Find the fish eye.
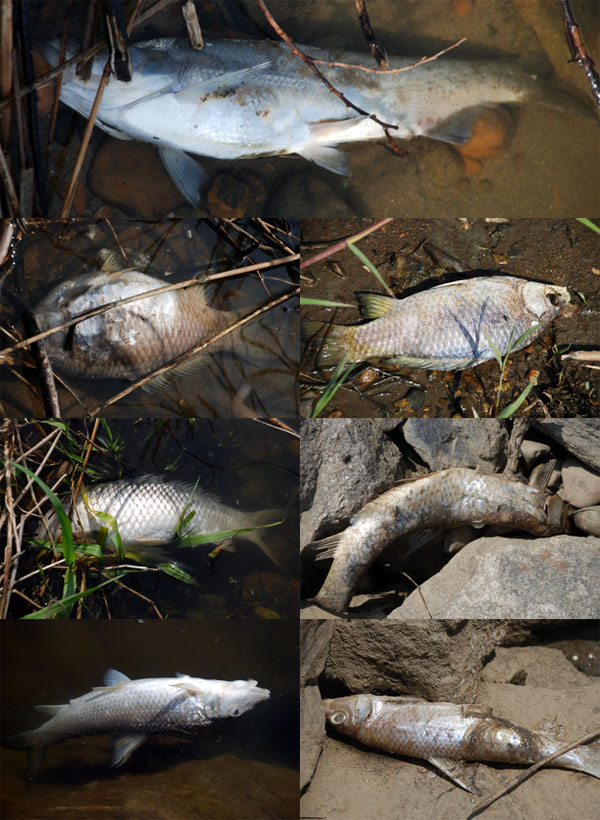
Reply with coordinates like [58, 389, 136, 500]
[547, 291, 561, 306]
[229, 706, 242, 717]
[329, 711, 346, 725]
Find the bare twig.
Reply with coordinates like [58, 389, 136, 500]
[310, 39, 467, 75]
[253, 418, 299, 437]
[503, 419, 530, 477]
[182, 0, 203, 50]
[355, 0, 388, 69]
[560, 0, 600, 108]
[561, 349, 600, 361]
[301, 218, 393, 269]
[0, 142, 20, 214]
[467, 728, 600, 817]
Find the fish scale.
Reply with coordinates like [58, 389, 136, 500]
[324, 695, 600, 793]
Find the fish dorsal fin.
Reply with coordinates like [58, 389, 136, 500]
[427, 756, 482, 795]
[35, 704, 66, 715]
[104, 669, 131, 687]
[356, 293, 397, 319]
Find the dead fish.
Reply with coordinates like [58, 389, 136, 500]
[310, 467, 568, 612]
[302, 276, 570, 370]
[40, 475, 285, 567]
[4, 668, 270, 779]
[323, 695, 600, 793]
[40, 39, 590, 206]
[33, 270, 237, 383]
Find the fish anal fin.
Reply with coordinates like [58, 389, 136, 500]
[104, 669, 132, 687]
[111, 734, 149, 768]
[356, 293, 397, 319]
[157, 146, 210, 208]
[427, 756, 482, 795]
[296, 144, 350, 175]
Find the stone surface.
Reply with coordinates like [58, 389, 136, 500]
[266, 173, 352, 218]
[300, 685, 326, 793]
[573, 507, 600, 537]
[390, 535, 600, 618]
[479, 645, 588, 689]
[325, 620, 515, 702]
[535, 420, 600, 473]
[301, 621, 335, 685]
[300, 419, 401, 546]
[402, 419, 509, 472]
[559, 457, 600, 508]
[520, 439, 552, 469]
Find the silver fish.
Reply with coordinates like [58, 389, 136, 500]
[41, 39, 585, 205]
[34, 270, 235, 381]
[42, 475, 285, 566]
[5, 668, 270, 779]
[302, 276, 571, 370]
[311, 468, 567, 612]
[324, 695, 600, 793]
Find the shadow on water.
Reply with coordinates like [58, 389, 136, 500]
[16, 0, 599, 217]
[0, 620, 300, 820]
[2, 418, 299, 619]
[0, 219, 299, 417]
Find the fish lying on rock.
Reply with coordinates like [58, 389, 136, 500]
[323, 694, 600, 793]
[40, 475, 286, 567]
[302, 276, 571, 370]
[33, 270, 241, 384]
[310, 467, 568, 612]
[4, 669, 270, 779]
[40, 39, 591, 205]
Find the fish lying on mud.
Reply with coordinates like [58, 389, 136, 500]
[40, 475, 285, 566]
[4, 668, 270, 779]
[40, 39, 591, 205]
[323, 695, 600, 793]
[302, 276, 571, 371]
[33, 270, 240, 383]
[310, 467, 568, 612]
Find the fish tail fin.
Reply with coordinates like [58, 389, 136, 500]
[535, 79, 597, 119]
[241, 508, 289, 568]
[555, 744, 600, 779]
[3, 731, 46, 780]
[302, 320, 351, 367]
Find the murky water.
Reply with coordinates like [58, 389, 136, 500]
[0, 219, 299, 417]
[0, 619, 299, 819]
[300, 217, 600, 418]
[22, 0, 599, 217]
[4, 418, 299, 619]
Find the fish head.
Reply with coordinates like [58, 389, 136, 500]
[520, 281, 570, 321]
[177, 676, 270, 718]
[323, 694, 374, 736]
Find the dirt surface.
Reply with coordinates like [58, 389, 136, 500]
[301, 620, 600, 820]
[300, 218, 600, 418]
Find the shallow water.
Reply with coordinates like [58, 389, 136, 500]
[300, 217, 600, 418]
[5, 418, 299, 619]
[24, 0, 599, 218]
[0, 219, 299, 417]
[0, 619, 299, 819]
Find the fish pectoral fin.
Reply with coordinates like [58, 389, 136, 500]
[174, 60, 272, 100]
[104, 669, 132, 687]
[157, 146, 210, 208]
[35, 704, 67, 715]
[425, 104, 496, 145]
[384, 354, 478, 371]
[356, 293, 397, 319]
[295, 144, 350, 175]
[111, 734, 149, 768]
[427, 756, 482, 795]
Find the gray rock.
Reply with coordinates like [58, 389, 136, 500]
[300, 419, 401, 546]
[535, 420, 600, 472]
[520, 439, 552, 469]
[325, 620, 519, 702]
[479, 646, 588, 689]
[300, 685, 326, 792]
[402, 419, 508, 472]
[301, 620, 335, 685]
[573, 507, 600, 537]
[559, 457, 600, 507]
[389, 535, 600, 618]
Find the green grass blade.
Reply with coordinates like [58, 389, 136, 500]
[310, 354, 352, 418]
[508, 322, 542, 352]
[300, 297, 354, 308]
[498, 373, 539, 418]
[481, 332, 504, 368]
[21, 573, 128, 619]
[346, 242, 394, 295]
[157, 562, 199, 585]
[89, 510, 124, 558]
[576, 218, 600, 234]
[176, 518, 284, 548]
